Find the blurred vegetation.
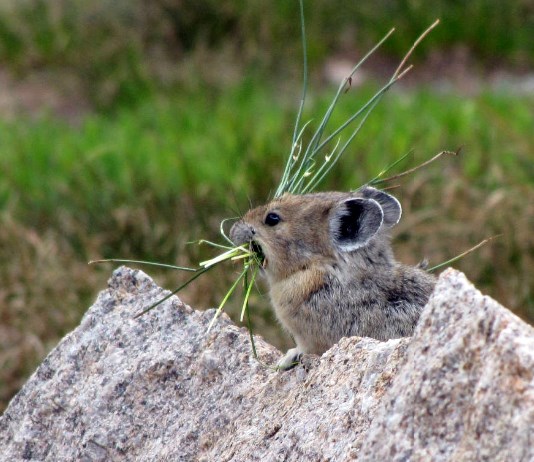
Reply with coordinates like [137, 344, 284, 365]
[0, 0, 533, 412]
[0, 0, 531, 109]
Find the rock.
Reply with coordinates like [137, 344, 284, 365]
[359, 268, 534, 462]
[0, 267, 533, 461]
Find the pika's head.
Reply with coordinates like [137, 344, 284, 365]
[229, 186, 401, 281]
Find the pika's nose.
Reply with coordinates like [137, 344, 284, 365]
[229, 221, 255, 246]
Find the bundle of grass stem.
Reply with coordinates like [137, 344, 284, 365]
[92, 3, 445, 351]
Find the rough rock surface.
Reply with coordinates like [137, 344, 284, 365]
[1, 266, 533, 461]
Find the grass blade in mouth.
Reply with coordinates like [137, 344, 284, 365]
[250, 242, 265, 267]
[199, 245, 251, 268]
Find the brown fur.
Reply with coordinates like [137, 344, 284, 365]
[230, 187, 436, 369]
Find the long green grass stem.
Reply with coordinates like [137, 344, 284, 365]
[370, 148, 460, 186]
[207, 265, 249, 332]
[245, 295, 258, 360]
[275, 27, 397, 198]
[134, 266, 212, 318]
[299, 81, 400, 194]
[299, 29, 396, 160]
[276, 18, 441, 200]
[219, 217, 239, 246]
[428, 236, 500, 273]
[291, 0, 308, 153]
[278, 0, 308, 198]
[368, 151, 413, 186]
[240, 265, 258, 322]
[196, 239, 233, 251]
[391, 19, 440, 80]
[89, 258, 196, 272]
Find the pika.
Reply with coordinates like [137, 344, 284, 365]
[230, 186, 436, 369]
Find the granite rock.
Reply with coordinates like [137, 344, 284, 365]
[1, 267, 533, 461]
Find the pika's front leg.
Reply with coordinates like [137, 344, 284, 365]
[277, 347, 303, 370]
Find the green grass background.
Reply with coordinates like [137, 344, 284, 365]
[0, 0, 532, 411]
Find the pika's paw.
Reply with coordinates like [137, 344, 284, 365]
[277, 348, 302, 371]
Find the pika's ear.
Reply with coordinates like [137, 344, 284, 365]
[359, 186, 402, 227]
[330, 198, 383, 252]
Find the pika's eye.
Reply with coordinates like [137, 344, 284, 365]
[264, 212, 281, 226]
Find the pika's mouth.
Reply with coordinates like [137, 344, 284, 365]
[250, 241, 267, 269]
